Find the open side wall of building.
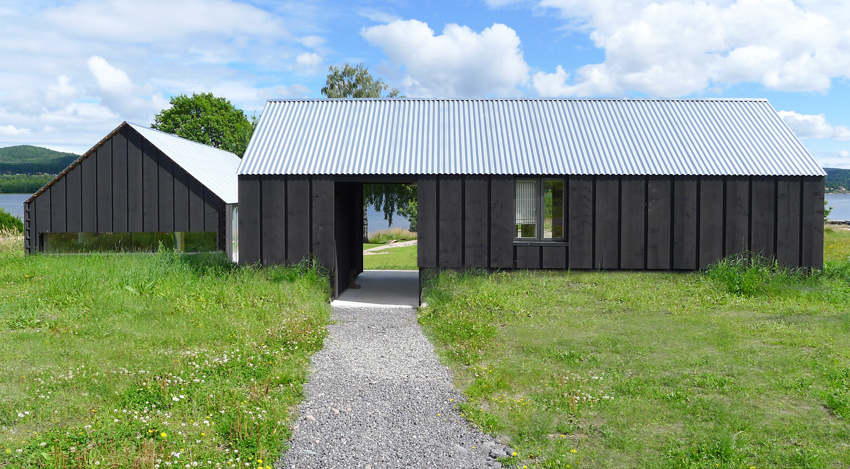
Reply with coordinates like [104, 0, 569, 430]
[24, 125, 228, 253]
[238, 174, 824, 297]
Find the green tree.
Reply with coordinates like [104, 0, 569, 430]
[321, 63, 401, 99]
[321, 64, 416, 239]
[152, 92, 254, 157]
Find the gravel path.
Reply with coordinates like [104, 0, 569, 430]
[278, 306, 511, 468]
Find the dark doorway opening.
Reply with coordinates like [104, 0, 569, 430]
[332, 180, 417, 298]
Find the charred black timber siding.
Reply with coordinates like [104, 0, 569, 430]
[240, 174, 823, 297]
[24, 125, 228, 253]
[416, 175, 823, 271]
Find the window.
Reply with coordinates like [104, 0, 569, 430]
[515, 179, 565, 240]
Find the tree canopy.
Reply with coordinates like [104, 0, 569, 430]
[152, 93, 255, 157]
[321, 63, 400, 99]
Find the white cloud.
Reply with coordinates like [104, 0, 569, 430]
[295, 52, 323, 73]
[0, 125, 30, 137]
[532, 64, 621, 97]
[779, 111, 850, 141]
[43, 0, 288, 44]
[362, 20, 530, 97]
[45, 75, 78, 109]
[358, 8, 401, 23]
[298, 35, 326, 49]
[0, 1, 321, 152]
[527, 0, 850, 97]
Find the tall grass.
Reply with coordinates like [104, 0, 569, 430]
[367, 228, 417, 244]
[421, 244, 850, 468]
[0, 243, 330, 468]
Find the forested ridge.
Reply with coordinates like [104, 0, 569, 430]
[826, 167, 850, 193]
[0, 145, 79, 193]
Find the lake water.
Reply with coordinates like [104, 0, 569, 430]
[826, 193, 850, 221]
[0, 194, 28, 220]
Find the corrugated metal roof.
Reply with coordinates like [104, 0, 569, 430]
[129, 124, 240, 203]
[238, 98, 825, 177]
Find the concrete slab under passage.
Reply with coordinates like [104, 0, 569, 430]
[331, 270, 419, 308]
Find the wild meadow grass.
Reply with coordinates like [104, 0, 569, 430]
[363, 245, 418, 271]
[366, 228, 417, 244]
[420, 231, 850, 468]
[0, 238, 330, 468]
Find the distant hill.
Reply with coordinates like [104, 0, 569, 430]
[0, 145, 79, 174]
[826, 167, 850, 193]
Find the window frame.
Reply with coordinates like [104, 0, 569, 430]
[514, 177, 567, 243]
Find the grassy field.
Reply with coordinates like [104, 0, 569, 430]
[420, 228, 850, 469]
[0, 231, 331, 468]
[363, 244, 418, 270]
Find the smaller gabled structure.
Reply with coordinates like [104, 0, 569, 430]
[24, 122, 241, 259]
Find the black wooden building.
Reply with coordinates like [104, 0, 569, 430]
[24, 122, 241, 257]
[236, 99, 825, 296]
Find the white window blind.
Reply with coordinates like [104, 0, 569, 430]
[515, 180, 537, 224]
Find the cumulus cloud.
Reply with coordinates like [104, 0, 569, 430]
[0, 1, 315, 152]
[86, 55, 166, 120]
[532, 64, 621, 97]
[362, 20, 530, 97]
[295, 52, 323, 73]
[0, 125, 30, 137]
[45, 75, 78, 109]
[779, 111, 850, 141]
[527, 0, 850, 97]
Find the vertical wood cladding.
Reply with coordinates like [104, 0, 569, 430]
[751, 178, 776, 259]
[672, 177, 698, 270]
[801, 177, 824, 268]
[725, 177, 749, 256]
[286, 176, 311, 264]
[417, 176, 438, 268]
[238, 175, 261, 264]
[438, 176, 463, 269]
[776, 177, 801, 267]
[311, 177, 335, 270]
[412, 174, 824, 271]
[173, 165, 190, 232]
[489, 176, 514, 269]
[81, 154, 97, 232]
[463, 176, 489, 268]
[112, 131, 128, 233]
[646, 177, 672, 269]
[158, 156, 174, 232]
[126, 128, 144, 232]
[66, 164, 82, 233]
[142, 139, 159, 232]
[261, 176, 286, 265]
[568, 176, 593, 269]
[26, 125, 228, 254]
[620, 176, 645, 269]
[698, 177, 724, 269]
[595, 176, 619, 269]
[96, 143, 113, 232]
[50, 178, 66, 233]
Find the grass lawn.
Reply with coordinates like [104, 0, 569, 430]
[0, 232, 331, 468]
[363, 244, 418, 270]
[420, 228, 850, 469]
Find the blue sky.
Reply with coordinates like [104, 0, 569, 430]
[1, 0, 849, 168]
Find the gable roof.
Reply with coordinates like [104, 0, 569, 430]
[27, 122, 240, 204]
[128, 124, 240, 203]
[238, 98, 825, 177]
